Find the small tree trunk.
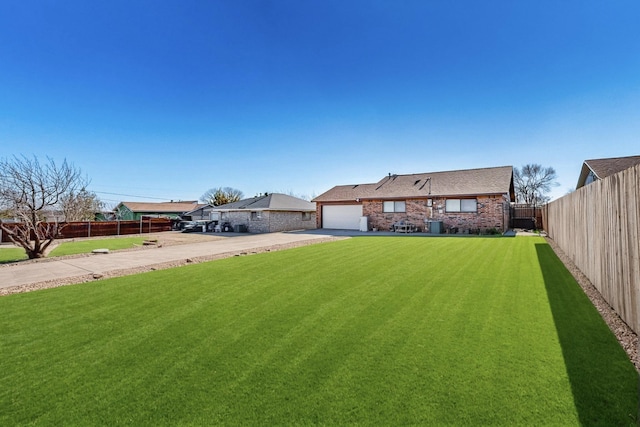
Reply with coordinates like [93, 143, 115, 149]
[26, 248, 46, 259]
[0, 222, 63, 259]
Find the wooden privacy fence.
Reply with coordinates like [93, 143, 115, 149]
[543, 163, 640, 335]
[1, 218, 172, 243]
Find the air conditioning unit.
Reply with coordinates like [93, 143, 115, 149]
[359, 216, 368, 232]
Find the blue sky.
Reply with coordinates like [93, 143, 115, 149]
[1, 1, 639, 207]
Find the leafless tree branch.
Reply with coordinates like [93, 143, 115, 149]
[0, 155, 90, 258]
[513, 164, 559, 206]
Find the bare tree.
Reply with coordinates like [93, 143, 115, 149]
[0, 156, 88, 258]
[513, 164, 559, 206]
[60, 189, 104, 221]
[200, 187, 244, 206]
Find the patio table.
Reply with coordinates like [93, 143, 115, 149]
[394, 222, 416, 233]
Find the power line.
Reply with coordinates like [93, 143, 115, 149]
[92, 191, 170, 201]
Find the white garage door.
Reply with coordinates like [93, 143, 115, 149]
[322, 205, 363, 230]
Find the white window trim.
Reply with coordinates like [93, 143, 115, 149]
[445, 199, 477, 213]
[383, 201, 406, 213]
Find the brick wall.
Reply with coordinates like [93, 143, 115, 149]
[316, 203, 321, 228]
[221, 211, 316, 233]
[362, 195, 509, 233]
[263, 211, 316, 232]
[220, 211, 251, 231]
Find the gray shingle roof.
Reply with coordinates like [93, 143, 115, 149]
[213, 193, 316, 211]
[577, 155, 640, 188]
[313, 166, 514, 202]
[119, 201, 203, 213]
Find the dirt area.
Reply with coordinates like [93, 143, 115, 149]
[8, 231, 228, 260]
[51, 231, 221, 250]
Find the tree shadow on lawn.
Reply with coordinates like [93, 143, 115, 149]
[536, 243, 639, 426]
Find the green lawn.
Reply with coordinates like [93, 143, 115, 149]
[0, 247, 27, 263]
[0, 237, 636, 425]
[0, 237, 147, 262]
[48, 236, 147, 257]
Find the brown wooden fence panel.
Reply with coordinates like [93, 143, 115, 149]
[545, 163, 640, 334]
[1, 219, 172, 242]
[510, 205, 543, 229]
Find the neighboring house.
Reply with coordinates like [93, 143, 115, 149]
[39, 209, 66, 223]
[576, 155, 640, 189]
[211, 193, 317, 233]
[313, 166, 515, 233]
[114, 201, 205, 220]
[95, 211, 117, 221]
[183, 204, 216, 221]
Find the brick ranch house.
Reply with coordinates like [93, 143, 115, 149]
[210, 193, 317, 233]
[313, 166, 515, 233]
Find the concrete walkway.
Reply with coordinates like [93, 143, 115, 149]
[0, 231, 338, 290]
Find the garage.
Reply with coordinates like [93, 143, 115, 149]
[322, 205, 363, 230]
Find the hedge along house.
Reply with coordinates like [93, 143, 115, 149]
[211, 193, 317, 233]
[313, 166, 515, 233]
[113, 201, 204, 221]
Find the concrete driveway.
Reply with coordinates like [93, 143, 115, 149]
[0, 231, 340, 292]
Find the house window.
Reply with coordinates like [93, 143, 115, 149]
[302, 212, 311, 221]
[383, 201, 406, 213]
[445, 199, 477, 212]
[251, 211, 262, 220]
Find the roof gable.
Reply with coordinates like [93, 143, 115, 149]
[577, 155, 640, 188]
[313, 166, 514, 202]
[213, 193, 315, 211]
[117, 201, 202, 213]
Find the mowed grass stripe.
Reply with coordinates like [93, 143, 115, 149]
[0, 247, 27, 263]
[48, 236, 147, 257]
[0, 237, 636, 425]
